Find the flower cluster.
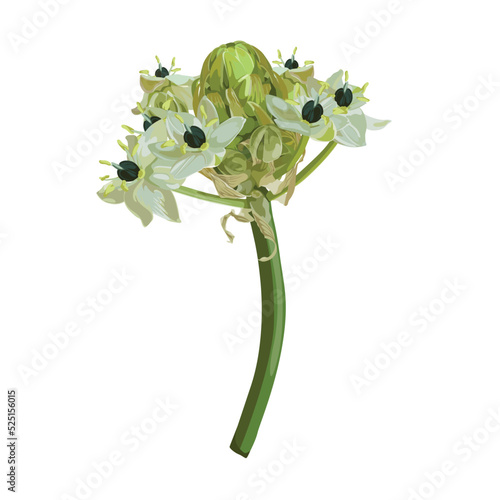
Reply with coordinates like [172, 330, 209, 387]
[98, 42, 389, 237]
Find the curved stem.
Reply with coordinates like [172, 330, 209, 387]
[268, 141, 337, 201]
[230, 200, 286, 458]
[175, 186, 247, 208]
[286, 135, 310, 174]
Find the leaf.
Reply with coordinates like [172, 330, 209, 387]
[221, 209, 254, 243]
[208, 171, 247, 199]
[226, 88, 246, 117]
[247, 102, 273, 125]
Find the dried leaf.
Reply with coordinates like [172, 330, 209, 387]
[221, 209, 254, 243]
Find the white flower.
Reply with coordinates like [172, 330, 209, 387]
[266, 86, 336, 142]
[272, 48, 314, 76]
[97, 121, 183, 227]
[321, 70, 391, 147]
[150, 96, 246, 179]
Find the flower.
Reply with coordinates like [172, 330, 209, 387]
[325, 69, 370, 111]
[266, 84, 336, 142]
[321, 70, 391, 147]
[272, 47, 314, 76]
[267, 72, 390, 147]
[150, 96, 246, 179]
[133, 56, 197, 120]
[97, 121, 184, 226]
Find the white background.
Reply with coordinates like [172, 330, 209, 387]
[2, 0, 500, 499]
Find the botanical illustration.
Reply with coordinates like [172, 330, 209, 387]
[97, 41, 389, 457]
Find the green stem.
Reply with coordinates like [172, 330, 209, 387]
[230, 200, 286, 458]
[287, 135, 310, 173]
[267, 141, 337, 201]
[175, 186, 247, 208]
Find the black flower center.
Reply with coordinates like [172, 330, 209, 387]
[285, 56, 299, 70]
[335, 87, 353, 107]
[184, 126, 206, 148]
[117, 161, 140, 182]
[302, 100, 324, 124]
[143, 116, 161, 131]
[155, 66, 169, 78]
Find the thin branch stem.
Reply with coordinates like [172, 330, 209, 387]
[267, 141, 337, 201]
[174, 186, 248, 208]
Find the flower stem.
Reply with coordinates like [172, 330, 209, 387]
[175, 186, 248, 208]
[287, 135, 310, 173]
[230, 200, 286, 458]
[267, 140, 337, 201]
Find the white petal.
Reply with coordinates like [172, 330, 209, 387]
[149, 145, 185, 166]
[312, 120, 335, 142]
[333, 110, 367, 147]
[274, 118, 312, 136]
[266, 95, 301, 122]
[326, 70, 344, 89]
[149, 187, 181, 223]
[365, 115, 391, 130]
[97, 178, 125, 204]
[165, 111, 193, 144]
[149, 165, 185, 190]
[170, 150, 214, 178]
[273, 66, 288, 76]
[166, 74, 196, 86]
[124, 182, 154, 227]
[208, 117, 245, 149]
[197, 96, 219, 126]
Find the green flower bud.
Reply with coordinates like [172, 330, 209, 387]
[217, 150, 250, 176]
[194, 41, 287, 136]
[248, 125, 283, 164]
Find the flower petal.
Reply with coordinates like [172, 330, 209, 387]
[266, 95, 301, 122]
[149, 187, 181, 223]
[326, 70, 344, 89]
[365, 115, 391, 130]
[170, 150, 215, 178]
[165, 111, 200, 144]
[124, 182, 154, 227]
[274, 118, 311, 136]
[197, 96, 219, 127]
[273, 66, 288, 76]
[97, 178, 125, 204]
[208, 117, 245, 150]
[332, 109, 367, 147]
[149, 164, 185, 190]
